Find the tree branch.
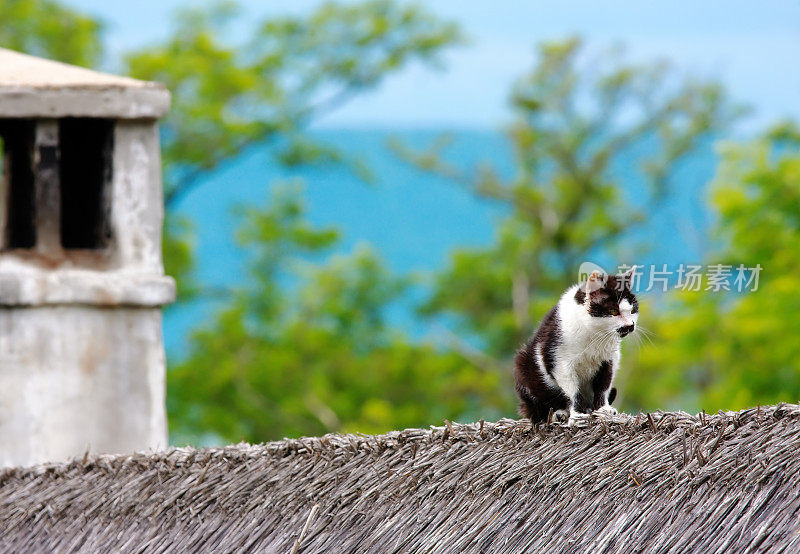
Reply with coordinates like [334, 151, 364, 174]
[164, 82, 363, 209]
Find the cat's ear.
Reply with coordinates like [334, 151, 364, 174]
[585, 270, 605, 293]
[619, 265, 638, 290]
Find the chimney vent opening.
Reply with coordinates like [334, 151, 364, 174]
[59, 118, 114, 250]
[0, 120, 37, 250]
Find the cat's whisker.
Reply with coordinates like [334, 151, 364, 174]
[633, 326, 655, 347]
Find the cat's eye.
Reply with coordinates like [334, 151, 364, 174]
[610, 308, 619, 315]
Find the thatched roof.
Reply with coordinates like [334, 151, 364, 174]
[2, 404, 800, 553]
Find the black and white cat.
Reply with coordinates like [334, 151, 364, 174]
[514, 267, 639, 423]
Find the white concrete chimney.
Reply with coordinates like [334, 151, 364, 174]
[0, 48, 174, 467]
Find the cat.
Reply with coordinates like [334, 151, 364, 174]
[514, 267, 638, 423]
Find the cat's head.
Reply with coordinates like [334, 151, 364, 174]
[574, 267, 639, 337]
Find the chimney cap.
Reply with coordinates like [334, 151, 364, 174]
[0, 48, 170, 119]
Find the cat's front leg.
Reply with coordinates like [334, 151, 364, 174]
[552, 362, 593, 424]
[591, 360, 617, 416]
[567, 392, 594, 425]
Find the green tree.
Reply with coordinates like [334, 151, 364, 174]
[125, 0, 460, 207]
[119, 1, 487, 442]
[397, 38, 741, 365]
[624, 124, 800, 412]
[123, 0, 462, 297]
[168, 184, 508, 444]
[0, 0, 103, 67]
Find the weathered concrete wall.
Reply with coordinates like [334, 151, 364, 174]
[0, 88, 170, 119]
[0, 265, 174, 306]
[110, 121, 166, 272]
[0, 306, 167, 467]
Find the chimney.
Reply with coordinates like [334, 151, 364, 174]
[0, 48, 173, 467]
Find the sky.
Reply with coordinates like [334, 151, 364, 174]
[63, 0, 800, 130]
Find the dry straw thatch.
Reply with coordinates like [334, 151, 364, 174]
[2, 404, 800, 553]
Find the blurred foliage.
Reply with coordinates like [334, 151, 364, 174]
[121, 1, 491, 443]
[123, 0, 462, 299]
[0, 0, 103, 67]
[625, 125, 800, 412]
[397, 38, 743, 359]
[125, 0, 461, 206]
[168, 185, 508, 443]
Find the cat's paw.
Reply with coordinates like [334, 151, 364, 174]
[568, 410, 590, 427]
[596, 404, 618, 416]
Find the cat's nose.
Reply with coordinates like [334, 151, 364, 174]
[617, 324, 634, 337]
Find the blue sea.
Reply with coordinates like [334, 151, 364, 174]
[165, 129, 717, 359]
